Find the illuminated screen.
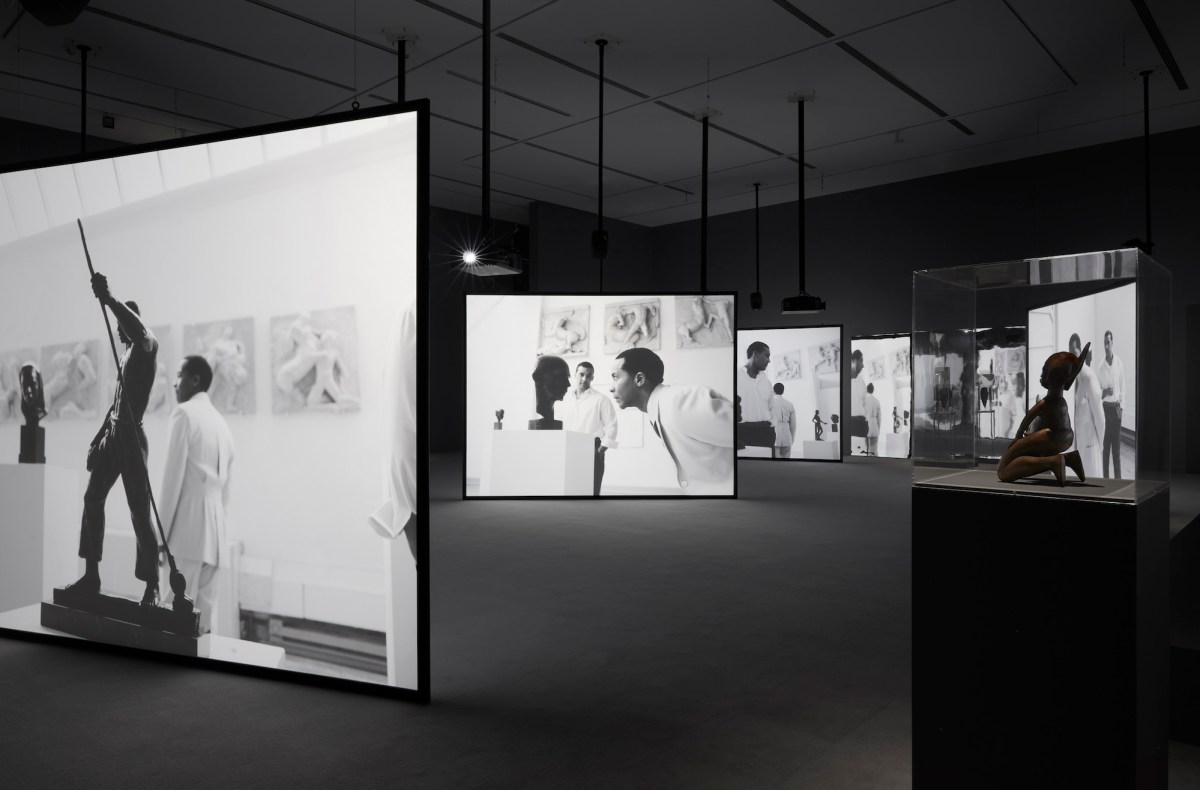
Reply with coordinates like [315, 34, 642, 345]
[0, 105, 427, 696]
[466, 293, 736, 497]
[736, 326, 843, 461]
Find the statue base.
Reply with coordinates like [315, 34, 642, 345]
[18, 425, 45, 464]
[40, 585, 201, 656]
[528, 418, 562, 430]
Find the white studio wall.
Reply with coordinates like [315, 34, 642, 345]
[849, 334, 912, 459]
[736, 326, 843, 462]
[466, 293, 736, 497]
[0, 107, 426, 695]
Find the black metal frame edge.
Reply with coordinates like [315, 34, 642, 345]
[0, 99, 433, 704]
[734, 323, 845, 463]
[461, 291, 739, 500]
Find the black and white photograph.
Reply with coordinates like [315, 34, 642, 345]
[675, 294, 735, 349]
[849, 334, 912, 459]
[0, 347, 37, 423]
[736, 326, 843, 462]
[41, 339, 101, 420]
[0, 106, 425, 694]
[538, 304, 590, 357]
[270, 306, 361, 415]
[604, 299, 661, 354]
[467, 293, 736, 497]
[975, 326, 1027, 459]
[1028, 282, 1136, 480]
[184, 318, 255, 416]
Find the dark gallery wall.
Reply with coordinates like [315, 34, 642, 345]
[512, 125, 1200, 470]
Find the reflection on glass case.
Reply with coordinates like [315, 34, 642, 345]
[912, 248, 1169, 502]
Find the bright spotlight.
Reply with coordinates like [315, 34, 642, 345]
[462, 250, 478, 265]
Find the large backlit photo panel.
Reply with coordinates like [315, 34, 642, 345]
[0, 106, 426, 696]
[1028, 282, 1136, 481]
[466, 293, 736, 497]
[849, 334, 911, 459]
[736, 326, 842, 461]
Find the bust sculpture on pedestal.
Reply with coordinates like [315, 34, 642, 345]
[997, 343, 1089, 486]
[528, 355, 569, 430]
[19, 363, 47, 463]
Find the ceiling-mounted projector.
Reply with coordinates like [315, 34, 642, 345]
[780, 290, 826, 314]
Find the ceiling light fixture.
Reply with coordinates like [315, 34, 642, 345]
[465, 1, 517, 278]
[781, 92, 825, 315]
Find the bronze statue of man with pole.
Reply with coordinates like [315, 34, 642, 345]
[66, 220, 191, 613]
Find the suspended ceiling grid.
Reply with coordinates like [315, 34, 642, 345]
[0, 0, 1195, 226]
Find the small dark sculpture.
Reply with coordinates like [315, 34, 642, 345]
[812, 410, 827, 441]
[528, 355, 569, 430]
[19, 363, 47, 463]
[893, 407, 900, 434]
[831, 414, 839, 433]
[494, 409, 505, 430]
[997, 343, 1089, 486]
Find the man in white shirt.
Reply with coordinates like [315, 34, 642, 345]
[1069, 333, 1105, 478]
[737, 340, 774, 449]
[770, 382, 796, 459]
[555, 361, 618, 495]
[159, 355, 235, 634]
[1097, 329, 1125, 478]
[611, 347, 734, 495]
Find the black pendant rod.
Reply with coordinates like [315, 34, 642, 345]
[754, 182, 761, 293]
[397, 38, 406, 104]
[78, 44, 90, 155]
[701, 114, 709, 293]
[796, 98, 806, 293]
[481, 0, 491, 235]
[1141, 69, 1153, 253]
[596, 38, 608, 291]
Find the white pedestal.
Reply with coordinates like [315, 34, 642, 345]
[884, 431, 910, 458]
[0, 463, 81, 612]
[801, 440, 840, 460]
[481, 430, 594, 496]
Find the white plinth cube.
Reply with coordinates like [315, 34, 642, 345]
[801, 440, 840, 460]
[481, 430, 595, 496]
[0, 463, 82, 612]
[884, 432, 910, 458]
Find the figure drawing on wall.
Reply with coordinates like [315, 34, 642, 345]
[539, 306, 589, 356]
[676, 295, 734, 348]
[184, 318, 256, 415]
[271, 306, 361, 414]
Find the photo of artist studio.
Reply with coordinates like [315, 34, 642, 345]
[466, 293, 737, 497]
[0, 111, 422, 691]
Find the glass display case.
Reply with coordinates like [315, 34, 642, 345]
[912, 248, 1170, 501]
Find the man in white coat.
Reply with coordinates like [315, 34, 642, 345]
[1069, 333, 1105, 478]
[159, 355, 235, 634]
[611, 347, 734, 495]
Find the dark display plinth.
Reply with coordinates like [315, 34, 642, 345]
[41, 585, 200, 656]
[914, 483, 1169, 789]
[19, 425, 45, 463]
[1169, 512, 1200, 745]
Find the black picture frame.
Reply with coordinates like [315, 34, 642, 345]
[0, 100, 432, 703]
[734, 324, 846, 464]
[463, 291, 739, 500]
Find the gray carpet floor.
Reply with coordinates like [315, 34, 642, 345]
[0, 455, 1196, 788]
